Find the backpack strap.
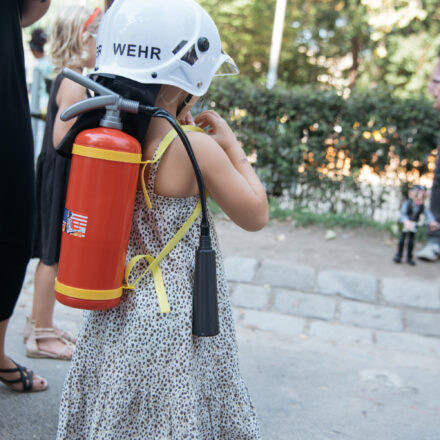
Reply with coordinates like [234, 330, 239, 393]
[125, 125, 205, 314]
[139, 125, 204, 208]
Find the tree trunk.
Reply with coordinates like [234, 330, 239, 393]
[348, 36, 360, 88]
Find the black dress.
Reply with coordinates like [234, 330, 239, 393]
[0, 0, 35, 321]
[32, 74, 71, 265]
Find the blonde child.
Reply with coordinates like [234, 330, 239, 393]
[25, 5, 101, 362]
[57, 1, 267, 438]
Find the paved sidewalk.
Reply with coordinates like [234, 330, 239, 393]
[1, 259, 440, 439]
[225, 256, 440, 357]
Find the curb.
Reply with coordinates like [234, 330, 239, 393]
[225, 256, 440, 345]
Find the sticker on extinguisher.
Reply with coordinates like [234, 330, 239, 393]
[62, 208, 88, 238]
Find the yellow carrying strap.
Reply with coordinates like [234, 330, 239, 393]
[125, 125, 205, 314]
[139, 125, 204, 208]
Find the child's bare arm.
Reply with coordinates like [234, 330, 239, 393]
[52, 79, 87, 148]
[193, 111, 268, 231]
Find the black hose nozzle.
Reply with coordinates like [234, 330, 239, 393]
[192, 234, 219, 337]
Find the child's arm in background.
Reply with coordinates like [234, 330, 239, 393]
[52, 79, 88, 147]
[193, 110, 268, 231]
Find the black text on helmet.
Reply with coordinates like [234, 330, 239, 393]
[112, 43, 161, 60]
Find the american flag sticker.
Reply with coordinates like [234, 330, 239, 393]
[62, 208, 88, 238]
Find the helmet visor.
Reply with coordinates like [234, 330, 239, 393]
[214, 53, 240, 77]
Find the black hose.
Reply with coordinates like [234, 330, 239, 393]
[138, 104, 209, 234]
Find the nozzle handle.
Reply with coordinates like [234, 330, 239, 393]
[61, 67, 119, 97]
[60, 95, 118, 121]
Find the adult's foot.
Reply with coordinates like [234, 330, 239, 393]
[0, 356, 47, 392]
[416, 242, 440, 261]
[26, 327, 73, 360]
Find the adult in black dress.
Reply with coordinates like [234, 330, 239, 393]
[0, 0, 50, 392]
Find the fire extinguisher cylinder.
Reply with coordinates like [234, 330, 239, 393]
[55, 127, 141, 310]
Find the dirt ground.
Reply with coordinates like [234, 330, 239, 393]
[214, 217, 440, 281]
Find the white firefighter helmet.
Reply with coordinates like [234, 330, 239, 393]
[94, 0, 239, 96]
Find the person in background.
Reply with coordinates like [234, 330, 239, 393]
[29, 27, 54, 160]
[0, 0, 50, 393]
[394, 185, 438, 266]
[417, 53, 440, 261]
[25, 5, 102, 361]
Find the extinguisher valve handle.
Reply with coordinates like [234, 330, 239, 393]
[60, 95, 118, 121]
[61, 67, 119, 98]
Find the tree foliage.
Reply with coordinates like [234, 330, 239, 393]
[199, 0, 440, 96]
[206, 77, 439, 217]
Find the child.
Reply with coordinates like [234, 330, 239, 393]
[394, 185, 439, 265]
[29, 28, 54, 160]
[56, 0, 267, 439]
[26, 5, 101, 362]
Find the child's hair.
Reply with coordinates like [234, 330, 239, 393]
[29, 28, 47, 53]
[50, 5, 101, 69]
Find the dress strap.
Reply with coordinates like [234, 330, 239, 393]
[140, 125, 204, 208]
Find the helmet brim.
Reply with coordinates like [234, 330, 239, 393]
[214, 53, 240, 77]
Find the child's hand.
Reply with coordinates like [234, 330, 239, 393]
[429, 221, 440, 231]
[195, 110, 239, 152]
[178, 111, 195, 126]
[404, 220, 415, 231]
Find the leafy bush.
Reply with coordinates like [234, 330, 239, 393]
[205, 78, 439, 219]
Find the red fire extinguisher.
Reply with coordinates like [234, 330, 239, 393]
[54, 69, 146, 310]
[55, 126, 141, 310]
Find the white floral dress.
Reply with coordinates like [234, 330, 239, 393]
[56, 133, 261, 440]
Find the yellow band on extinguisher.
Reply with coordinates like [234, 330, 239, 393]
[55, 279, 123, 300]
[72, 143, 142, 164]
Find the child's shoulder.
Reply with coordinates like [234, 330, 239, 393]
[185, 129, 222, 154]
[182, 130, 227, 170]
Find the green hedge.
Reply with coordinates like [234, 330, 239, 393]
[205, 78, 439, 218]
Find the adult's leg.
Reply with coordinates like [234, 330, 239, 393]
[417, 146, 440, 260]
[428, 145, 440, 246]
[0, 246, 47, 391]
[28, 261, 72, 358]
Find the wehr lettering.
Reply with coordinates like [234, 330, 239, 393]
[127, 44, 136, 57]
[96, 45, 102, 57]
[113, 43, 161, 60]
[113, 43, 126, 55]
[150, 47, 161, 60]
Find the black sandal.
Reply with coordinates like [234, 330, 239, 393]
[0, 359, 46, 392]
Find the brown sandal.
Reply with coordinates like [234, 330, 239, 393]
[23, 317, 77, 344]
[26, 327, 73, 360]
[0, 359, 48, 392]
